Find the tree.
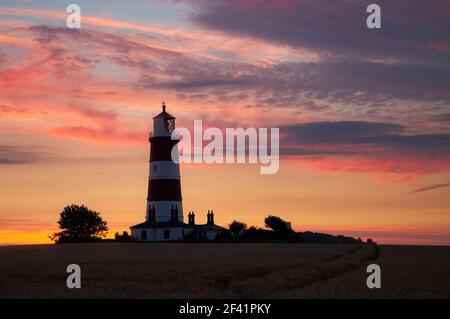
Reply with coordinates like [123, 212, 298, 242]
[49, 204, 108, 243]
[264, 215, 288, 233]
[228, 220, 247, 235]
[115, 231, 131, 242]
[243, 226, 275, 241]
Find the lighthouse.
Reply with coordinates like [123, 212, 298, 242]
[146, 102, 183, 223]
[130, 103, 226, 241]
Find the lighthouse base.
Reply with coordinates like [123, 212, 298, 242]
[130, 219, 226, 241]
[131, 225, 187, 241]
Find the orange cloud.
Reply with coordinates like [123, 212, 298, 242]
[50, 126, 145, 145]
[0, 104, 47, 120]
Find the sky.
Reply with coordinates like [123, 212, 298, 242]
[0, 0, 449, 245]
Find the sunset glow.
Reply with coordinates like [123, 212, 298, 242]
[0, 0, 449, 245]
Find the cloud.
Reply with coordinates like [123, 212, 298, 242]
[281, 121, 450, 150]
[0, 13, 448, 181]
[166, 1, 450, 118]
[0, 104, 47, 119]
[432, 113, 450, 123]
[185, 0, 450, 64]
[1, 23, 448, 137]
[280, 121, 450, 178]
[411, 183, 450, 194]
[0, 145, 46, 164]
[294, 154, 450, 181]
[50, 126, 145, 144]
[22, 25, 450, 111]
[0, 7, 305, 63]
[282, 121, 404, 144]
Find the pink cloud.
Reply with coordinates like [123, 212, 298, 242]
[283, 147, 450, 182]
[50, 126, 145, 145]
[0, 104, 47, 119]
[0, 9, 448, 183]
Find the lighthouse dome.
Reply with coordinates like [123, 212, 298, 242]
[152, 102, 176, 137]
[153, 102, 175, 119]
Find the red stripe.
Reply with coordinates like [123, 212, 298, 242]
[150, 136, 179, 161]
[147, 179, 182, 201]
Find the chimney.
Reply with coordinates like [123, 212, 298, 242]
[210, 210, 214, 225]
[188, 211, 195, 225]
[207, 210, 214, 225]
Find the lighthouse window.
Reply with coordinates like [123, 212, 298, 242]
[164, 229, 170, 239]
[164, 118, 175, 132]
[141, 230, 147, 240]
[153, 165, 157, 172]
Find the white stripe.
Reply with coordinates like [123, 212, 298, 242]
[147, 201, 183, 222]
[148, 161, 180, 180]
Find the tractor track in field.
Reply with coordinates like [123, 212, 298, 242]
[210, 244, 379, 298]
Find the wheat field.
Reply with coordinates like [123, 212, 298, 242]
[0, 243, 448, 298]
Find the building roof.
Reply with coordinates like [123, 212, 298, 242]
[130, 220, 189, 229]
[153, 102, 175, 119]
[194, 224, 228, 231]
[130, 220, 227, 231]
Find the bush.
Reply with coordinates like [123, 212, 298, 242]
[115, 231, 131, 242]
[49, 204, 108, 243]
[228, 220, 247, 235]
[264, 215, 289, 233]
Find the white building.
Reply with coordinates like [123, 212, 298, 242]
[130, 103, 226, 241]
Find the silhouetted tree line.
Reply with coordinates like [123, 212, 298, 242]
[222, 215, 299, 242]
[299, 231, 364, 244]
[49, 204, 373, 244]
[223, 215, 372, 244]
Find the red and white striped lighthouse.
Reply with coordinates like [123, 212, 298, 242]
[130, 103, 226, 241]
[146, 102, 183, 223]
